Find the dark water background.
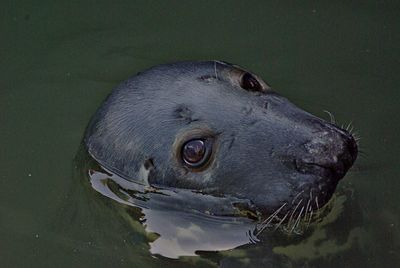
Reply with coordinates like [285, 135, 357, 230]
[1, 1, 399, 267]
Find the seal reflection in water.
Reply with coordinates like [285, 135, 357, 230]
[83, 61, 358, 258]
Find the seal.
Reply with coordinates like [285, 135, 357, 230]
[84, 61, 358, 221]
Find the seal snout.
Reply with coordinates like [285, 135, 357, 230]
[297, 126, 358, 181]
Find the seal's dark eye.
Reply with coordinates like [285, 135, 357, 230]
[182, 139, 212, 168]
[240, 72, 262, 91]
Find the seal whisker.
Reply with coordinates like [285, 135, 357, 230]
[303, 209, 308, 224]
[305, 191, 312, 213]
[315, 196, 320, 218]
[273, 211, 290, 231]
[304, 195, 311, 222]
[290, 205, 304, 233]
[286, 199, 303, 230]
[256, 203, 287, 235]
[305, 191, 314, 229]
[323, 110, 336, 124]
[353, 131, 362, 144]
[258, 202, 286, 226]
[344, 122, 361, 147]
[345, 121, 353, 131]
[291, 190, 304, 205]
[307, 207, 313, 229]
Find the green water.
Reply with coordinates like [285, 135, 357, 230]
[1, 1, 399, 267]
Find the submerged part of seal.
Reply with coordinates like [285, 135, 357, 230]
[84, 61, 357, 218]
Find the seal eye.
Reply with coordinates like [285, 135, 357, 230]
[240, 72, 262, 91]
[182, 139, 212, 168]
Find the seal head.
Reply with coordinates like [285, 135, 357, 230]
[84, 61, 357, 217]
